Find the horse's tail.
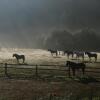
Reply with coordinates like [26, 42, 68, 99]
[56, 51, 58, 56]
[82, 63, 86, 74]
[96, 54, 98, 58]
[95, 54, 98, 61]
[66, 61, 69, 67]
[63, 51, 66, 55]
[23, 55, 25, 62]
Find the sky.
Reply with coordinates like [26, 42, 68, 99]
[0, 0, 100, 48]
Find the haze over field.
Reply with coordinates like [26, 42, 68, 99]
[0, 48, 100, 66]
[0, 0, 100, 50]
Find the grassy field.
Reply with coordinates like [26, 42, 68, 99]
[0, 48, 100, 100]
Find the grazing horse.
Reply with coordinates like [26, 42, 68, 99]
[63, 50, 74, 58]
[13, 54, 25, 63]
[48, 49, 58, 56]
[85, 52, 97, 62]
[66, 61, 86, 76]
[74, 51, 85, 60]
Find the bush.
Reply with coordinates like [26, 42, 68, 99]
[78, 76, 98, 84]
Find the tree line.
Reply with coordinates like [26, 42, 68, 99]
[44, 29, 100, 51]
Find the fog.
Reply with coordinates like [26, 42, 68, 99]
[0, 0, 100, 49]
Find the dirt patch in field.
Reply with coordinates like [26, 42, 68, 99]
[0, 79, 99, 100]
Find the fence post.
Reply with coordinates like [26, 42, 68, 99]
[35, 65, 38, 77]
[68, 66, 70, 78]
[5, 63, 8, 77]
[49, 94, 53, 100]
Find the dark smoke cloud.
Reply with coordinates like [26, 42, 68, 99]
[0, 0, 100, 48]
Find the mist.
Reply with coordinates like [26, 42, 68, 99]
[0, 0, 100, 49]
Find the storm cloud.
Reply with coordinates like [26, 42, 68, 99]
[0, 0, 100, 48]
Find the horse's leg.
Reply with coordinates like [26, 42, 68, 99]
[17, 59, 19, 64]
[72, 54, 74, 58]
[82, 56, 84, 61]
[77, 55, 79, 60]
[77, 56, 80, 61]
[73, 69, 75, 76]
[23, 59, 24, 63]
[64, 52, 66, 56]
[76, 54, 77, 59]
[67, 54, 69, 59]
[89, 57, 91, 62]
[82, 68, 85, 75]
[68, 55, 69, 59]
[56, 52, 58, 56]
[72, 68, 75, 76]
[63, 52, 65, 55]
[90, 57, 91, 62]
[95, 57, 97, 62]
[59, 51, 60, 55]
[68, 66, 71, 77]
[63, 52, 64, 56]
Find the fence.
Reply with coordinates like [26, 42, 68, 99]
[1, 63, 100, 79]
[1, 63, 70, 79]
[0, 63, 100, 99]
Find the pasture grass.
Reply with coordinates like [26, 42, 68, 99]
[0, 67, 99, 99]
[0, 65, 99, 100]
[0, 48, 100, 99]
[0, 78, 99, 100]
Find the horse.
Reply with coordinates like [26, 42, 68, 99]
[13, 53, 25, 63]
[63, 50, 74, 59]
[48, 49, 58, 56]
[85, 52, 97, 62]
[66, 61, 86, 76]
[74, 51, 85, 60]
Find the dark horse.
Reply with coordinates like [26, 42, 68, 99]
[74, 51, 85, 60]
[48, 49, 58, 56]
[66, 61, 86, 76]
[63, 50, 74, 59]
[85, 52, 97, 62]
[13, 54, 25, 63]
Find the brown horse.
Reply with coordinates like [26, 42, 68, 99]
[48, 49, 58, 56]
[13, 53, 25, 63]
[63, 50, 74, 58]
[66, 61, 86, 76]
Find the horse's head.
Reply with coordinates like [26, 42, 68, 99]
[85, 52, 88, 55]
[13, 53, 17, 57]
[66, 61, 70, 67]
[48, 49, 51, 51]
[63, 50, 67, 54]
